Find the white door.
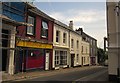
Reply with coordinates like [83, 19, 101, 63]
[45, 53, 49, 70]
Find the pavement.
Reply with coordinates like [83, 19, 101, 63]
[2, 66, 107, 82]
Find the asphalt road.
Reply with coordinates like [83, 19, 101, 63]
[24, 66, 108, 81]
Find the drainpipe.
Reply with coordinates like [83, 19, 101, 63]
[68, 30, 70, 67]
[115, 1, 120, 82]
[0, 2, 2, 72]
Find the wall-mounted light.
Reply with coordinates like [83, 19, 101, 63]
[114, 2, 120, 16]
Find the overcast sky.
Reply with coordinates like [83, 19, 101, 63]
[34, 2, 107, 48]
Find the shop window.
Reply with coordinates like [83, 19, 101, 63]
[55, 51, 60, 66]
[41, 21, 48, 38]
[27, 15, 35, 35]
[28, 51, 37, 57]
[28, 50, 43, 57]
[60, 51, 67, 65]
[55, 51, 67, 66]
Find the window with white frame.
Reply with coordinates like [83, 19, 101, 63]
[55, 51, 60, 66]
[27, 15, 35, 35]
[77, 40, 79, 49]
[91, 40, 92, 45]
[84, 57, 85, 64]
[60, 51, 67, 65]
[76, 54, 79, 63]
[63, 33, 66, 44]
[71, 39, 74, 48]
[41, 20, 48, 38]
[56, 30, 60, 42]
[82, 46, 83, 53]
[87, 57, 89, 62]
[91, 48, 92, 55]
[93, 40, 96, 46]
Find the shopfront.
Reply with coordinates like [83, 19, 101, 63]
[15, 40, 53, 72]
[53, 48, 69, 69]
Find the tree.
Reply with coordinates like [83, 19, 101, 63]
[97, 48, 107, 65]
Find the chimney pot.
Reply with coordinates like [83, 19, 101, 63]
[69, 20, 73, 29]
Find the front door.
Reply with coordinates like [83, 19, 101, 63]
[2, 29, 9, 71]
[45, 52, 49, 70]
[71, 54, 75, 67]
[82, 57, 84, 66]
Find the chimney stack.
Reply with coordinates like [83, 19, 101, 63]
[76, 28, 83, 35]
[69, 20, 73, 29]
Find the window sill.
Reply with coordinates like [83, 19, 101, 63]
[42, 36, 47, 38]
[27, 33, 33, 35]
[55, 67, 59, 70]
[55, 42, 60, 45]
[26, 33, 35, 36]
[63, 43, 67, 46]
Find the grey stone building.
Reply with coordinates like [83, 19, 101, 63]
[76, 28, 97, 65]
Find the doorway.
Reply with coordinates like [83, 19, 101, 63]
[2, 29, 9, 71]
[71, 54, 75, 67]
[45, 52, 49, 70]
[82, 57, 84, 66]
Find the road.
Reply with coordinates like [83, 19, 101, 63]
[24, 66, 108, 81]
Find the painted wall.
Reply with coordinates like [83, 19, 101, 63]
[81, 41, 90, 65]
[70, 31, 82, 66]
[107, 2, 120, 79]
[16, 11, 54, 71]
[17, 15, 53, 43]
[53, 23, 69, 48]
[52, 23, 69, 68]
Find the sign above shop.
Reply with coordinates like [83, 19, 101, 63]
[16, 40, 52, 49]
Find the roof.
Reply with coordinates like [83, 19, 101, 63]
[76, 28, 97, 41]
[82, 32, 97, 41]
[54, 20, 82, 36]
[54, 20, 69, 29]
[29, 7, 54, 22]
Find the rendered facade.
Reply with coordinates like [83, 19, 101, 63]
[69, 22, 83, 67]
[53, 20, 69, 69]
[107, 1, 120, 81]
[76, 28, 97, 65]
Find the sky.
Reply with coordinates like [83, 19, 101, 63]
[33, 1, 107, 48]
